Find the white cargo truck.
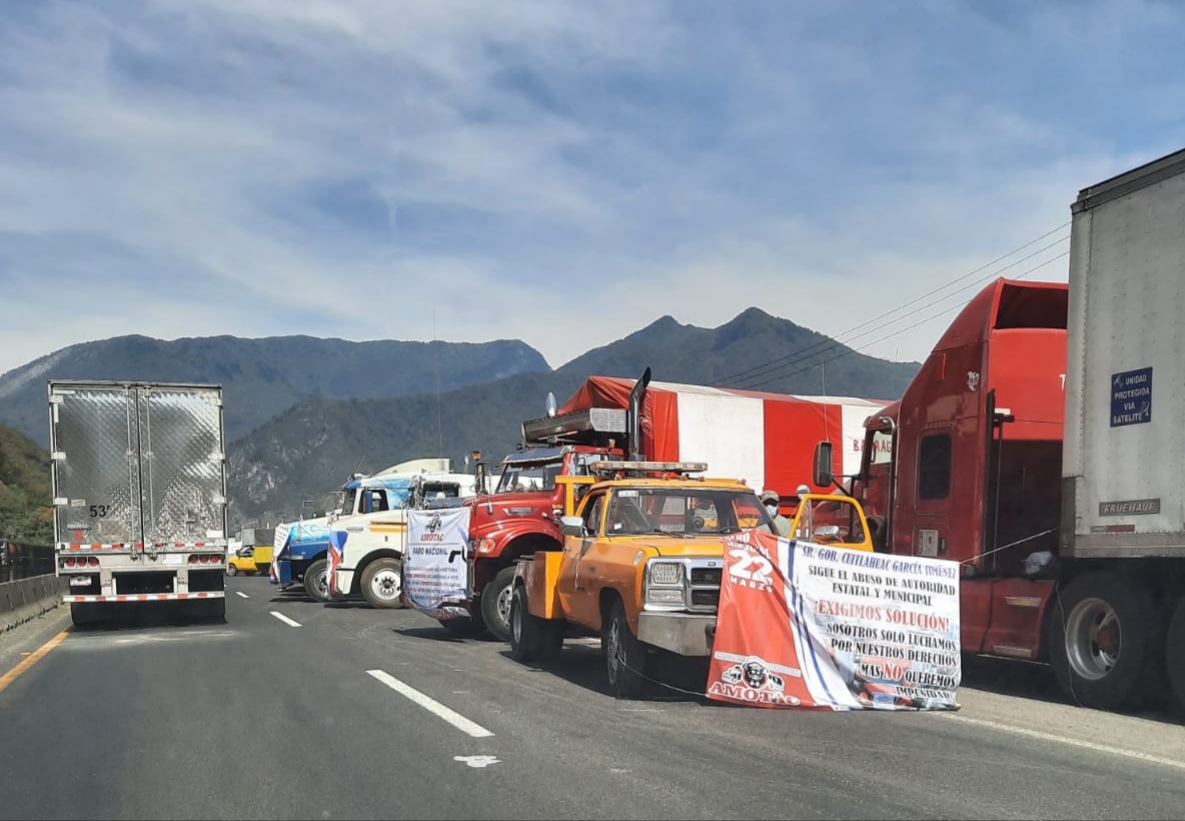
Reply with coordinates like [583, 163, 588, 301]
[1056, 147, 1185, 709]
[49, 380, 229, 625]
[326, 457, 480, 608]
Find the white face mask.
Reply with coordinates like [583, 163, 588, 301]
[764, 503, 778, 516]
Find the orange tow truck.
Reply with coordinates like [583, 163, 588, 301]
[508, 459, 875, 698]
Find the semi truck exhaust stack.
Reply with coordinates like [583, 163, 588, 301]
[627, 367, 652, 461]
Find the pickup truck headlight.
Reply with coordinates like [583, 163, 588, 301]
[649, 562, 683, 586]
[644, 561, 686, 608]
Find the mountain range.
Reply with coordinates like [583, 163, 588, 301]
[0, 308, 921, 534]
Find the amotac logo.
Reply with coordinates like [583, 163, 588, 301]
[709, 654, 801, 706]
[420, 511, 446, 542]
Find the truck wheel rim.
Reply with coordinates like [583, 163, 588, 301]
[496, 584, 514, 626]
[1066, 596, 1121, 681]
[371, 569, 401, 601]
[313, 571, 329, 598]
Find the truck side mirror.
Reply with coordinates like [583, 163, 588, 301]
[559, 516, 586, 538]
[813, 441, 834, 488]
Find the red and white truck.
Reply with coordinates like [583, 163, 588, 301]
[443, 368, 888, 641]
[837, 146, 1185, 711]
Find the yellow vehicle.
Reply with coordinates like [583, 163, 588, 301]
[509, 460, 873, 698]
[226, 545, 273, 576]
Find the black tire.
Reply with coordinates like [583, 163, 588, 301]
[1164, 595, 1185, 712]
[539, 619, 565, 661]
[360, 558, 405, 609]
[70, 602, 107, 627]
[226, 565, 238, 576]
[480, 566, 517, 643]
[1050, 573, 1161, 710]
[510, 584, 563, 662]
[509, 585, 540, 662]
[304, 559, 330, 602]
[602, 598, 647, 699]
[203, 598, 227, 622]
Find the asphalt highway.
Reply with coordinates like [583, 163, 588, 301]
[3, 575, 1185, 820]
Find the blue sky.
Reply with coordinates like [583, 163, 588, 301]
[1, 0, 1183, 377]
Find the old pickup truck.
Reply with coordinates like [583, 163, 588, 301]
[508, 459, 876, 697]
[504, 457, 876, 696]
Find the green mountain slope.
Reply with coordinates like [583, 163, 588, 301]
[227, 311, 919, 524]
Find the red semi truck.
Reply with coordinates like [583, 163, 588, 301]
[442, 368, 888, 641]
[837, 146, 1185, 712]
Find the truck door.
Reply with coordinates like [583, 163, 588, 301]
[557, 489, 607, 625]
[138, 385, 227, 551]
[51, 383, 142, 551]
[912, 427, 954, 561]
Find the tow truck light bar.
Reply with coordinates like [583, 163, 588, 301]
[589, 460, 708, 476]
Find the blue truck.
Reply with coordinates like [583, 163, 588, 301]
[270, 517, 333, 602]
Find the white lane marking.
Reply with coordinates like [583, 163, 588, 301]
[270, 611, 302, 627]
[941, 714, 1185, 772]
[236, 591, 250, 599]
[455, 755, 500, 768]
[367, 669, 494, 738]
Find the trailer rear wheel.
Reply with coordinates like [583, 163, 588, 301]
[1163, 596, 1185, 712]
[304, 559, 330, 602]
[1050, 573, 1159, 710]
[70, 602, 108, 627]
[361, 558, 404, 609]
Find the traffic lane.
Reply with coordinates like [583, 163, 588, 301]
[302, 603, 1185, 820]
[0, 593, 504, 821]
[955, 656, 1185, 762]
[243, 599, 940, 820]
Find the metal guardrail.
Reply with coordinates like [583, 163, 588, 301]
[0, 541, 55, 584]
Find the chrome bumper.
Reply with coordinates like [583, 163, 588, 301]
[637, 612, 717, 657]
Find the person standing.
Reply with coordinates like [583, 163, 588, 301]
[760, 490, 791, 537]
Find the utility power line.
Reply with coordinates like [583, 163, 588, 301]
[711, 222, 1071, 390]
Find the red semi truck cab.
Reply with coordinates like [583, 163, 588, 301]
[846, 277, 1070, 679]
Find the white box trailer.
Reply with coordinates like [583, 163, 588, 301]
[1055, 147, 1185, 708]
[49, 380, 229, 625]
[1063, 149, 1185, 555]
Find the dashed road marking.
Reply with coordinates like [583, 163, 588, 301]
[367, 669, 494, 738]
[236, 591, 250, 599]
[270, 611, 301, 628]
[455, 755, 500, 768]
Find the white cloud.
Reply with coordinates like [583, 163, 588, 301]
[1, 0, 1184, 380]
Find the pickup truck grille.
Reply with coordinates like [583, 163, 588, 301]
[690, 567, 722, 586]
[690, 588, 719, 607]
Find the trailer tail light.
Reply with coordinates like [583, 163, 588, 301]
[88, 556, 99, 567]
[189, 554, 222, 564]
[65, 557, 76, 567]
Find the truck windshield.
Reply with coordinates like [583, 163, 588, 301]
[605, 488, 773, 536]
[340, 488, 358, 516]
[496, 459, 563, 493]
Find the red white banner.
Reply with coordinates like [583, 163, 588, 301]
[707, 529, 961, 711]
